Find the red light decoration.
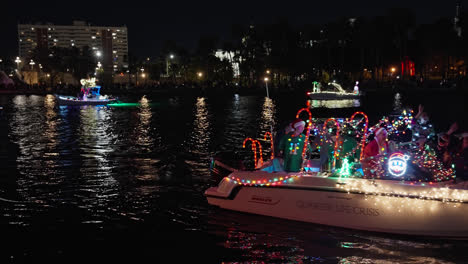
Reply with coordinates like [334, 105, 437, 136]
[243, 138, 263, 168]
[349, 111, 369, 161]
[264, 131, 274, 160]
[401, 56, 415, 77]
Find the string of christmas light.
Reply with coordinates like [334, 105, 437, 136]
[243, 138, 263, 168]
[349, 112, 369, 161]
[227, 174, 302, 186]
[296, 108, 313, 171]
[336, 178, 468, 204]
[411, 146, 456, 182]
[264, 131, 274, 160]
[322, 118, 340, 169]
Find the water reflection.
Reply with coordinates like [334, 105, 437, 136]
[78, 105, 118, 211]
[185, 97, 212, 177]
[131, 96, 158, 182]
[191, 97, 211, 154]
[258, 97, 276, 158]
[220, 95, 258, 152]
[308, 99, 360, 108]
[134, 96, 154, 150]
[393, 92, 402, 111]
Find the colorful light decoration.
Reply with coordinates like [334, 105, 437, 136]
[349, 111, 369, 161]
[227, 174, 302, 186]
[322, 118, 340, 169]
[243, 138, 263, 168]
[236, 107, 455, 185]
[264, 131, 274, 160]
[296, 108, 313, 171]
[337, 158, 351, 180]
[388, 152, 410, 177]
[411, 147, 456, 182]
[337, 178, 468, 204]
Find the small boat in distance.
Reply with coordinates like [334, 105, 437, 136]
[307, 81, 362, 100]
[56, 78, 117, 105]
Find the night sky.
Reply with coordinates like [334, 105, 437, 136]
[2, 0, 457, 59]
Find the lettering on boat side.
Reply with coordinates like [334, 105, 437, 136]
[296, 200, 380, 216]
[248, 195, 280, 205]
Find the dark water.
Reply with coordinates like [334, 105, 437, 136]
[0, 91, 466, 263]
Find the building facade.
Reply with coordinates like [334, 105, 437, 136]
[18, 21, 128, 71]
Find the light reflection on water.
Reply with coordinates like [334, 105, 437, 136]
[1, 93, 466, 263]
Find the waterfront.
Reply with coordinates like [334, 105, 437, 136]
[0, 90, 466, 263]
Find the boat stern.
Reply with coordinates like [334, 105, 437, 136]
[205, 177, 238, 200]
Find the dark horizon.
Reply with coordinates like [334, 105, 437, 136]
[1, 1, 459, 59]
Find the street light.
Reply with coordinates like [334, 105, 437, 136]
[166, 54, 174, 76]
[15, 57, 21, 70]
[29, 59, 35, 70]
[264, 77, 269, 98]
[266, 70, 270, 74]
[391, 67, 396, 73]
[96, 51, 102, 57]
[197, 72, 203, 78]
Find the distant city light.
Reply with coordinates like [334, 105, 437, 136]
[197, 72, 203, 77]
[169, 54, 174, 59]
[391, 67, 396, 73]
[266, 70, 270, 74]
[264, 77, 269, 82]
[96, 51, 102, 57]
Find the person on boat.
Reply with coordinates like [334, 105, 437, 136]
[273, 120, 295, 157]
[411, 104, 435, 149]
[436, 122, 460, 168]
[362, 127, 389, 178]
[278, 118, 311, 172]
[452, 133, 468, 182]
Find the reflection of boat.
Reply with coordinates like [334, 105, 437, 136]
[205, 165, 468, 239]
[307, 81, 362, 100]
[55, 78, 117, 105]
[206, 108, 468, 239]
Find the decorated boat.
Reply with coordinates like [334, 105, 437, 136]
[307, 81, 362, 100]
[56, 78, 118, 105]
[205, 108, 468, 239]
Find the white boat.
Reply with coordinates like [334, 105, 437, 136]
[307, 91, 361, 100]
[307, 81, 362, 100]
[205, 168, 468, 239]
[56, 94, 118, 105]
[56, 78, 118, 105]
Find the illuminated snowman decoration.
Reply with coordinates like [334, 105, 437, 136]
[353, 81, 359, 95]
[388, 153, 410, 177]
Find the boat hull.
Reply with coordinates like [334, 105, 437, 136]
[308, 93, 361, 100]
[206, 174, 468, 239]
[56, 95, 117, 105]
